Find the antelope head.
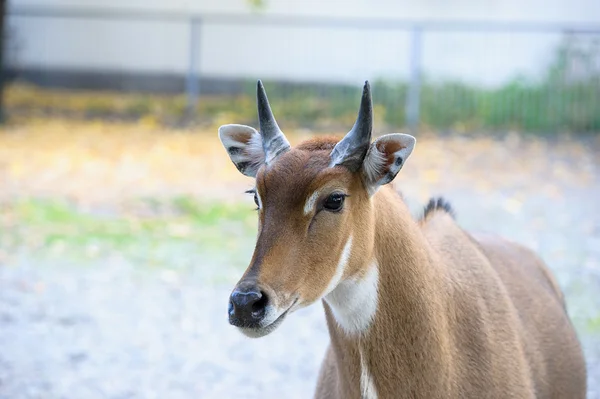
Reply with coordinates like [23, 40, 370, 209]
[219, 80, 416, 337]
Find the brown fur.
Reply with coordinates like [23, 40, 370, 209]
[230, 136, 586, 398]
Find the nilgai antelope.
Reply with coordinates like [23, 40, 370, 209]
[218, 81, 586, 398]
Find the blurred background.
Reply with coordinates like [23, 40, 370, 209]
[0, 0, 599, 398]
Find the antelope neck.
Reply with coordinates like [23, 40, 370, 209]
[322, 188, 452, 397]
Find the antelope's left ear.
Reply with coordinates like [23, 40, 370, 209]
[362, 133, 416, 191]
[218, 124, 265, 177]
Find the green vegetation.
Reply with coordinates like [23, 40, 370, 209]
[587, 316, 600, 333]
[6, 38, 599, 133]
[0, 198, 257, 272]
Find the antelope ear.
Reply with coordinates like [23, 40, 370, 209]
[218, 124, 265, 177]
[362, 133, 416, 191]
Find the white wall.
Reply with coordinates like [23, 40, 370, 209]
[7, 0, 600, 87]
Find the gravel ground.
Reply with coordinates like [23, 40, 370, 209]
[1, 185, 599, 399]
[0, 260, 331, 399]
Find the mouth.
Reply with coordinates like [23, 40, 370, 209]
[238, 298, 298, 338]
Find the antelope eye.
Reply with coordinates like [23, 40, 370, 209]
[323, 193, 345, 212]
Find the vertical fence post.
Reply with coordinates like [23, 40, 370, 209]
[405, 26, 422, 133]
[186, 17, 200, 117]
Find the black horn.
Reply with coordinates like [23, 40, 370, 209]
[256, 80, 290, 164]
[329, 81, 373, 171]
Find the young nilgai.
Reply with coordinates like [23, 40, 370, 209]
[218, 80, 586, 398]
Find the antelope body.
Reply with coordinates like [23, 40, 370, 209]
[219, 81, 586, 398]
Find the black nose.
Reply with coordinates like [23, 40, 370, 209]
[229, 287, 268, 327]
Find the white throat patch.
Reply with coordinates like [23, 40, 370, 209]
[324, 261, 379, 335]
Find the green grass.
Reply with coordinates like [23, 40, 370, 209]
[0, 197, 258, 273]
[587, 316, 600, 334]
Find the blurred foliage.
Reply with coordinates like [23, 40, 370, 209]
[246, 0, 267, 11]
[588, 315, 600, 333]
[4, 37, 599, 133]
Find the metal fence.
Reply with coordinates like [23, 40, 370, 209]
[6, 5, 600, 132]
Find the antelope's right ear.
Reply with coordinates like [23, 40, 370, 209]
[218, 124, 265, 178]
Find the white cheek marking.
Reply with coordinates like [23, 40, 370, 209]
[303, 190, 321, 215]
[360, 346, 378, 399]
[323, 235, 353, 297]
[324, 261, 379, 335]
